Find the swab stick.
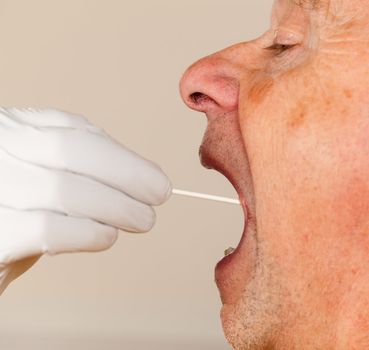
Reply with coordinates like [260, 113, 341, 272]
[172, 189, 240, 205]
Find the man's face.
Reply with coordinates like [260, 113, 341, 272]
[180, 0, 369, 348]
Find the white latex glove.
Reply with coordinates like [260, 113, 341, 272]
[0, 108, 172, 294]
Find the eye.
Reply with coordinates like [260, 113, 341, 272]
[264, 43, 297, 56]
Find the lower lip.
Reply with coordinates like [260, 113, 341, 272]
[214, 214, 251, 305]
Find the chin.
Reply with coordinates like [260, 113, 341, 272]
[218, 256, 284, 350]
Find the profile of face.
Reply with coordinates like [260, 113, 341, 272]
[180, 0, 369, 348]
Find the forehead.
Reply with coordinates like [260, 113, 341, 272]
[271, 0, 324, 22]
[272, 0, 323, 12]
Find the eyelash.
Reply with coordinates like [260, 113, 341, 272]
[265, 43, 297, 56]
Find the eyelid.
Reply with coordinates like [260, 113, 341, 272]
[264, 43, 296, 52]
[263, 29, 302, 54]
[273, 28, 303, 45]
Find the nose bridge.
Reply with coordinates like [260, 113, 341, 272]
[180, 42, 247, 113]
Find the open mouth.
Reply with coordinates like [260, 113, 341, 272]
[199, 111, 256, 305]
[200, 141, 250, 259]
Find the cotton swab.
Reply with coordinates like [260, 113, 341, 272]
[172, 189, 240, 205]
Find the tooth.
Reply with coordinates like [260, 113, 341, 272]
[224, 247, 235, 257]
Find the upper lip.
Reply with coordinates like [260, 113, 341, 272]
[203, 154, 249, 218]
[199, 111, 253, 219]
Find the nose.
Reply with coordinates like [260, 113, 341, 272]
[180, 47, 243, 114]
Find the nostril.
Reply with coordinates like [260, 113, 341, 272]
[190, 92, 215, 106]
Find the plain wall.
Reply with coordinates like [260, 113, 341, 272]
[0, 1, 272, 349]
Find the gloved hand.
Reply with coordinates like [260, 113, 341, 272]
[0, 108, 172, 294]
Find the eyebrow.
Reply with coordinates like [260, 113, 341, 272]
[294, 0, 322, 9]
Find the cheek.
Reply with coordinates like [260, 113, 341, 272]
[277, 72, 369, 240]
[239, 67, 369, 259]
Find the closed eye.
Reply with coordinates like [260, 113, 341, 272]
[264, 43, 297, 55]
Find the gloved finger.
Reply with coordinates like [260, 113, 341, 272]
[0, 124, 172, 206]
[0, 256, 41, 295]
[0, 107, 104, 134]
[0, 148, 156, 232]
[0, 206, 118, 265]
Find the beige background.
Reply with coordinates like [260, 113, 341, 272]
[0, 1, 272, 349]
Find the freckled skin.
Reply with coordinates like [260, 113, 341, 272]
[180, 0, 369, 348]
